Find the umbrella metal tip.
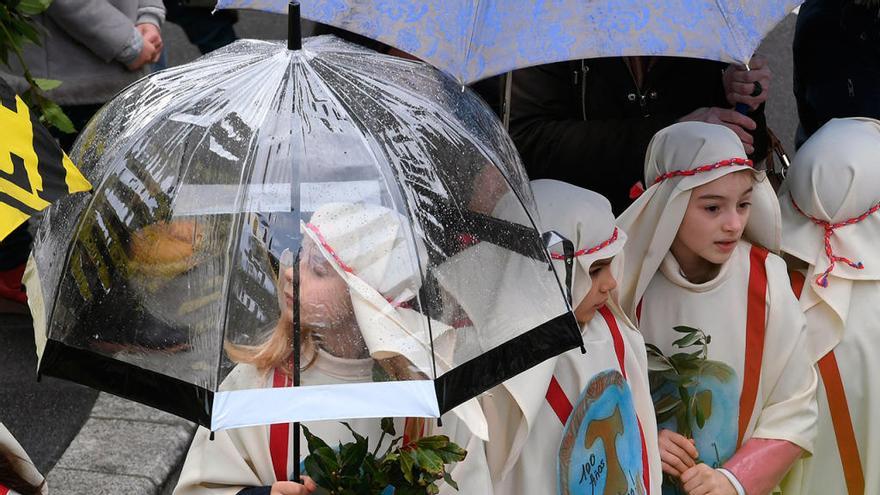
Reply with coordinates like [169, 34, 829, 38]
[288, 1, 302, 51]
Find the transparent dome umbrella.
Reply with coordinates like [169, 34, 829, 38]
[28, 33, 582, 453]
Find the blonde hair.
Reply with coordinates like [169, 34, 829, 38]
[224, 239, 318, 377]
[224, 323, 317, 377]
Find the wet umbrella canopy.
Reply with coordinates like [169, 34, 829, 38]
[30, 35, 581, 433]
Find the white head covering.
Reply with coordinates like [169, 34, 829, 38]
[616, 122, 781, 320]
[779, 117, 880, 357]
[531, 179, 627, 308]
[302, 202, 437, 370]
[303, 202, 488, 439]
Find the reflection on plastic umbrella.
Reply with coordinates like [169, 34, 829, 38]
[217, 0, 801, 84]
[27, 26, 581, 478]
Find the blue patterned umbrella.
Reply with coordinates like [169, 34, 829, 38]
[215, 0, 801, 84]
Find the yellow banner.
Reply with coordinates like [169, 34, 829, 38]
[0, 85, 91, 241]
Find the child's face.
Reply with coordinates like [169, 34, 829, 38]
[671, 171, 754, 274]
[574, 257, 617, 325]
[277, 238, 354, 331]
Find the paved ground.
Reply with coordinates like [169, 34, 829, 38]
[0, 8, 802, 493]
[0, 313, 97, 473]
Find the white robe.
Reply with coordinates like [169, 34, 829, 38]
[0, 423, 46, 495]
[785, 277, 880, 495]
[637, 242, 817, 487]
[488, 304, 661, 495]
[174, 349, 488, 495]
[174, 351, 397, 495]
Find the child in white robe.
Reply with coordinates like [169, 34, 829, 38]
[175, 202, 483, 495]
[778, 117, 880, 495]
[486, 179, 661, 495]
[616, 122, 818, 495]
[1, 423, 46, 495]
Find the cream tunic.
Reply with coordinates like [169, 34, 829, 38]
[638, 242, 817, 488]
[174, 350, 396, 495]
[174, 348, 486, 494]
[787, 279, 880, 495]
[489, 304, 661, 495]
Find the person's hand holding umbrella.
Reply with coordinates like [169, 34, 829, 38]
[677, 107, 758, 154]
[723, 55, 772, 111]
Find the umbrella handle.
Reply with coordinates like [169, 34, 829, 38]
[734, 63, 751, 115]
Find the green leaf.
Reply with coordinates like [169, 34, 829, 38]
[657, 406, 680, 424]
[339, 434, 368, 476]
[16, 0, 51, 15]
[694, 398, 706, 429]
[435, 442, 467, 464]
[303, 455, 328, 486]
[302, 425, 332, 454]
[653, 394, 683, 415]
[39, 100, 75, 133]
[415, 435, 449, 450]
[443, 471, 460, 491]
[672, 332, 701, 348]
[673, 325, 701, 334]
[9, 16, 41, 44]
[647, 357, 674, 372]
[399, 450, 416, 484]
[313, 446, 340, 476]
[33, 78, 60, 91]
[645, 343, 665, 355]
[414, 448, 444, 476]
[694, 389, 713, 430]
[381, 417, 396, 436]
[339, 421, 367, 446]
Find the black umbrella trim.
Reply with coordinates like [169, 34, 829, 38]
[39, 339, 214, 428]
[433, 311, 582, 415]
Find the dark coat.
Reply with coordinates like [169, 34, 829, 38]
[509, 57, 767, 214]
[793, 0, 880, 147]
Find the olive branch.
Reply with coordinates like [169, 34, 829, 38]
[645, 326, 734, 439]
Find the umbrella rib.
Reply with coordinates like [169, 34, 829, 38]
[713, 0, 750, 64]
[303, 57, 443, 383]
[461, 0, 484, 85]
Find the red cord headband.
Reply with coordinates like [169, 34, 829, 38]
[791, 197, 880, 287]
[652, 157, 753, 185]
[629, 158, 754, 199]
[550, 228, 619, 260]
[305, 222, 412, 307]
[304, 222, 355, 273]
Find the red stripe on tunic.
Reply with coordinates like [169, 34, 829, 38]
[270, 369, 290, 482]
[600, 306, 627, 380]
[818, 352, 865, 495]
[600, 305, 651, 495]
[545, 376, 573, 424]
[788, 269, 865, 494]
[737, 245, 769, 448]
[0, 483, 10, 495]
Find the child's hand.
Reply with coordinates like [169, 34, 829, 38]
[271, 476, 317, 495]
[658, 429, 699, 477]
[680, 464, 737, 495]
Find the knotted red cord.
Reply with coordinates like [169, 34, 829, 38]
[550, 227, 619, 260]
[790, 197, 880, 287]
[652, 157, 753, 185]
